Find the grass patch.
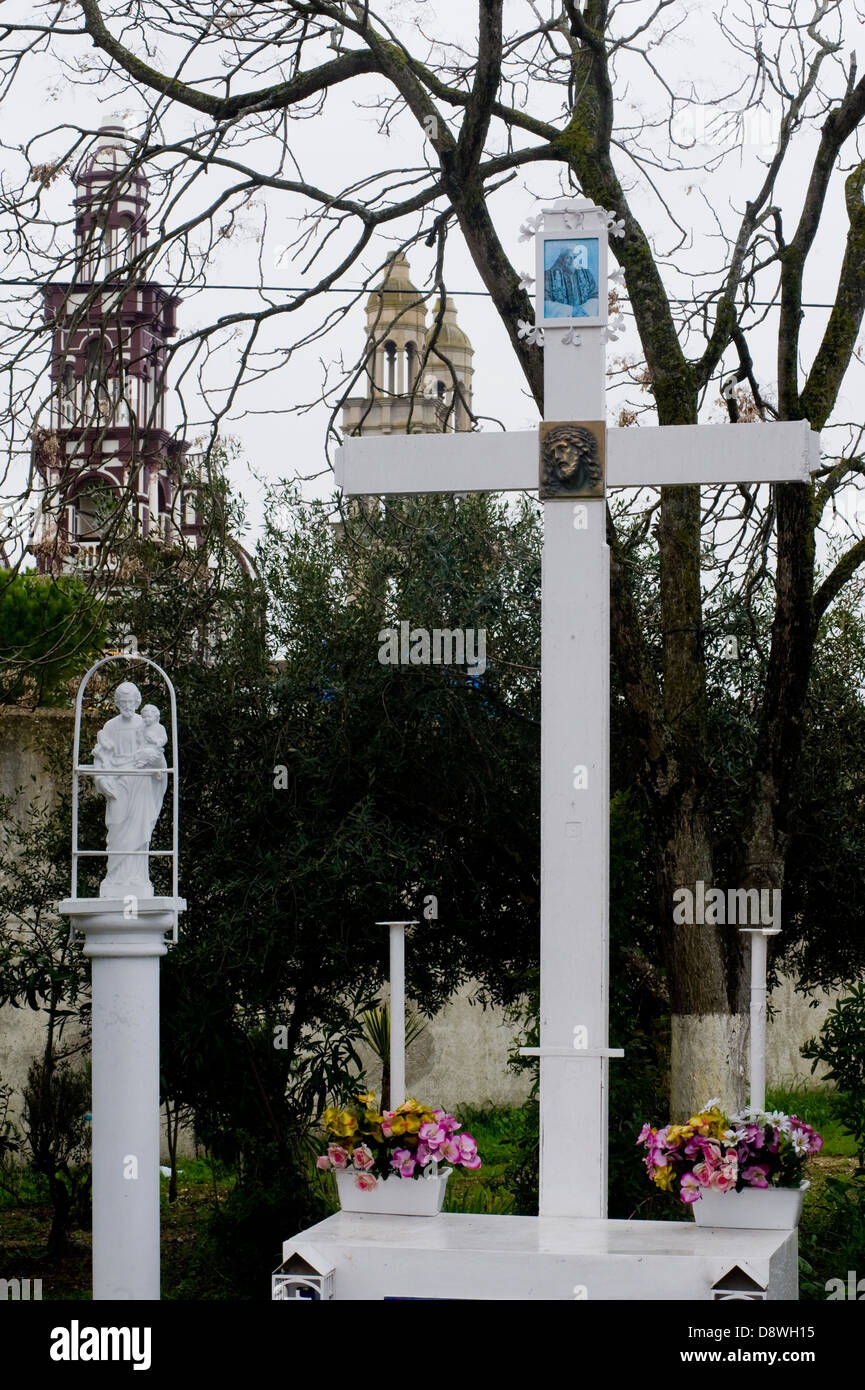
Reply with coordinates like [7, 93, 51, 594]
[765, 1085, 858, 1158]
[442, 1104, 536, 1215]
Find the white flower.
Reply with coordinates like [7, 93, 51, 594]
[518, 272, 535, 291]
[562, 328, 582, 347]
[765, 1110, 791, 1131]
[517, 318, 544, 346]
[605, 210, 626, 238]
[518, 214, 544, 242]
[703, 1097, 722, 1111]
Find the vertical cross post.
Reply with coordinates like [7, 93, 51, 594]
[536, 202, 612, 1218]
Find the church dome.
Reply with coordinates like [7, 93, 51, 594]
[366, 252, 423, 310]
[431, 297, 472, 350]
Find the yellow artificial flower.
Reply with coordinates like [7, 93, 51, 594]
[666, 1125, 693, 1147]
[323, 1108, 358, 1139]
[689, 1106, 727, 1139]
[652, 1166, 675, 1192]
[357, 1091, 377, 1108]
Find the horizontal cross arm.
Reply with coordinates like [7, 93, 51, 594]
[518, 1047, 625, 1059]
[335, 420, 820, 496]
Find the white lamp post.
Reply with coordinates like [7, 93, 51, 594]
[61, 655, 185, 1301]
[741, 925, 781, 1113]
[375, 920, 419, 1110]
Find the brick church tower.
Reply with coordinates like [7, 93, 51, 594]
[31, 125, 200, 575]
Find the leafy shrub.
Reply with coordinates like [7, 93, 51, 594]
[802, 979, 865, 1167]
[21, 1059, 91, 1252]
[799, 1173, 865, 1299]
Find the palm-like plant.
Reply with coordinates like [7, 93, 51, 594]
[361, 1005, 427, 1109]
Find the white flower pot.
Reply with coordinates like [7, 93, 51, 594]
[335, 1166, 452, 1216]
[692, 1185, 805, 1229]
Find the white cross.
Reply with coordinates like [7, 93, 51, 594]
[336, 198, 820, 1219]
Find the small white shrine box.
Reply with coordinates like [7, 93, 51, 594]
[712, 1264, 771, 1301]
[272, 1243, 335, 1301]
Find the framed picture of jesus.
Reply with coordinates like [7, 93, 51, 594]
[536, 233, 607, 328]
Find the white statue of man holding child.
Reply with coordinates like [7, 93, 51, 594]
[92, 681, 169, 899]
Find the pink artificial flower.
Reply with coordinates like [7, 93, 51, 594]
[458, 1133, 481, 1170]
[390, 1148, 417, 1178]
[696, 1139, 724, 1170]
[355, 1172, 378, 1191]
[742, 1164, 770, 1189]
[441, 1137, 462, 1164]
[710, 1160, 738, 1193]
[327, 1144, 350, 1170]
[636, 1124, 653, 1146]
[679, 1172, 703, 1203]
[352, 1144, 375, 1172]
[416, 1141, 431, 1167]
[418, 1123, 448, 1155]
[316, 1155, 331, 1170]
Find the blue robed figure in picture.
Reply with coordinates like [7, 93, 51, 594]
[543, 236, 600, 318]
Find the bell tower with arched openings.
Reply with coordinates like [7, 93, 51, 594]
[31, 124, 200, 575]
[341, 252, 474, 438]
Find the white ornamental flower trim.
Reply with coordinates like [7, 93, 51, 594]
[518, 213, 544, 242]
[517, 318, 544, 346]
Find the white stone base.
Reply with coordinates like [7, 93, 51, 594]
[280, 1213, 798, 1301]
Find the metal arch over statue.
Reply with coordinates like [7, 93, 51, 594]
[69, 653, 182, 941]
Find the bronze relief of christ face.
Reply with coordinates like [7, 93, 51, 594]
[539, 421, 606, 499]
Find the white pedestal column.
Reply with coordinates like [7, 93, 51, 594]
[62, 897, 183, 1301]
